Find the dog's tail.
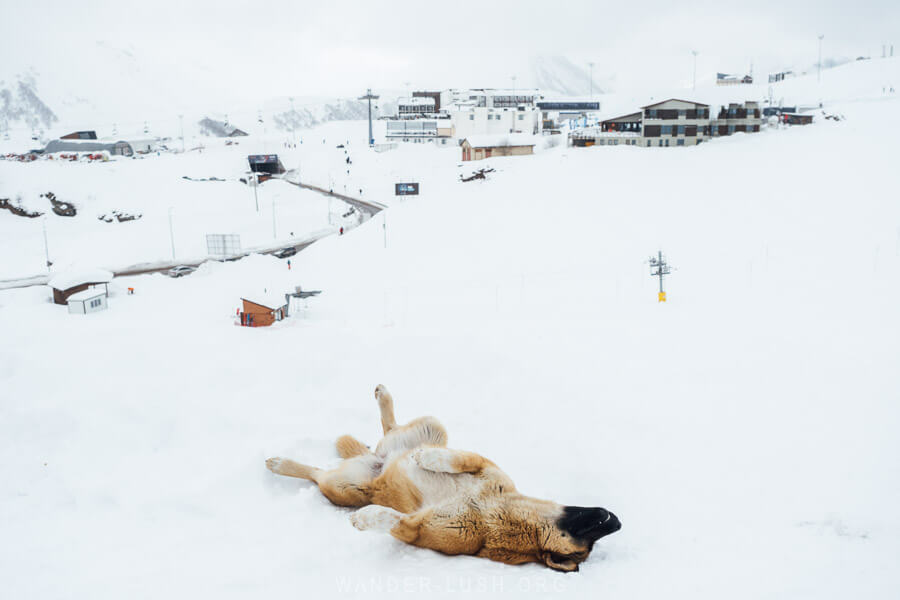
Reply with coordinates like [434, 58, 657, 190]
[336, 435, 371, 459]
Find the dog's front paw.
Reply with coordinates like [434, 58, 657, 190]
[411, 447, 452, 472]
[350, 505, 403, 532]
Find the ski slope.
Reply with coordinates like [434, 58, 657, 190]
[1, 60, 899, 599]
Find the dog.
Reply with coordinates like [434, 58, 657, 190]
[265, 385, 621, 571]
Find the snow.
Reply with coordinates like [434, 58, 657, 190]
[64, 287, 107, 302]
[463, 134, 538, 148]
[47, 267, 113, 290]
[242, 289, 288, 309]
[1, 58, 900, 599]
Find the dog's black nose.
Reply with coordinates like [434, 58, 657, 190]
[560, 506, 622, 543]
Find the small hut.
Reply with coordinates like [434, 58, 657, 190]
[48, 268, 113, 305]
[67, 288, 108, 314]
[240, 291, 289, 327]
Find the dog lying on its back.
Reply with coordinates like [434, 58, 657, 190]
[266, 385, 621, 571]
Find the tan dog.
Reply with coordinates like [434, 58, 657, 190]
[266, 385, 621, 571]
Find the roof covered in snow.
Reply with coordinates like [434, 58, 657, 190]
[462, 134, 538, 149]
[242, 291, 287, 310]
[48, 268, 113, 291]
[66, 287, 107, 302]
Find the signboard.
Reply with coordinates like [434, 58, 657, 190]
[395, 183, 420, 196]
[537, 102, 600, 111]
[206, 234, 242, 258]
[247, 154, 279, 164]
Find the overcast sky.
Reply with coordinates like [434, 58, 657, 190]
[2, 0, 898, 101]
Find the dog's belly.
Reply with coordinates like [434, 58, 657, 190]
[371, 451, 485, 513]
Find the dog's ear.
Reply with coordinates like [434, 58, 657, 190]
[542, 552, 579, 572]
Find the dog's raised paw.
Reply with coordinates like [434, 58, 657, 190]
[265, 457, 284, 474]
[350, 505, 403, 532]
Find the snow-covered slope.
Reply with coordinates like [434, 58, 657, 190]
[1, 51, 899, 599]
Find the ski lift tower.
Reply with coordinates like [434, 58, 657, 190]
[648, 251, 673, 302]
[359, 88, 379, 147]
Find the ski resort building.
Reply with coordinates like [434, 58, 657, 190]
[384, 118, 455, 145]
[640, 99, 712, 146]
[240, 292, 289, 327]
[460, 135, 536, 161]
[48, 268, 113, 305]
[716, 72, 753, 85]
[711, 102, 763, 135]
[44, 139, 134, 156]
[569, 98, 765, 148]
[398, 97, 437, 117]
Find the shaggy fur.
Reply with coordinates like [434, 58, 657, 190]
[266, 385, 621, 571]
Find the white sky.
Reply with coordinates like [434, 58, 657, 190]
[2, 0, 898, 101]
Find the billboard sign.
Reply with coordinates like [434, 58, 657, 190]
[395, 183, 420, 196]
[206, 233, 242, 258]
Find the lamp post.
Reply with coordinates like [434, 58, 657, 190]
[168, 207, 176, 260]
[691, 50, 698, 91]
[817, 34, 824, 83]
[588, 62, 595, 98]
[42, 216, 51, 270]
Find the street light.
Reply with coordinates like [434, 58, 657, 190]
[817, 34, 824, 83]
[588, 62, 595, 98]
[691, 50, 698, 91]
[168, 207, 176, 260]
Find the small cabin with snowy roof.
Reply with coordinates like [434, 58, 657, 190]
[240, 291, 289, 327]
[48, 268, 113, 305]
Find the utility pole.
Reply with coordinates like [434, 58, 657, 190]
[817, 34, 824, 83]
[42, 216, 51, 270]
[648, 251, 673, 302]
[588, 62, 595, 98]
[358, 88, 379, 147]
[179, 114, 184, 152]
[272, 195, 277, 239]
[289, 97, 296, 146]
[252, 172, 259, 212]
[691, 50, 698, 90]
[168, 207, 176, 260]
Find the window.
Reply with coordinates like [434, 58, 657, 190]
[647, 109, 657, 118]
[469, 114, 474, 121]
[728, 125, 735, 134]
[661, 125, 672, 135]
[677, 125, 685, 135]
[517, 114, 523, 120]
[677, 138, 685, 146]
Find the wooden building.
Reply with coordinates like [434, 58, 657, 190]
[240, 292, 289, 327]
[783, 113, 814, 125]
[48, 268, 113, 305]
[461, 135, 536, 161]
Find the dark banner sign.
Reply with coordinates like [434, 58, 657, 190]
[395, 183, 419, 196]
[537, 102, 600, 111]
[248, 154, 279, 163]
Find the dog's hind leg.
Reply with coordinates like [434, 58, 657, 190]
[266, 455, 378, 507]
[266, 457, 321, 481]
[375, 384, 397, 434]
[411, 447, 492, 474]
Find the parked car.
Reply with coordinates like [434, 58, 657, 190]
[167, 265, 197, 278]
[273, 247, 297, 259]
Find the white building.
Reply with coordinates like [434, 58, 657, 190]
[449, 105, 542, 141]
[398, 97, 437, 117]
[384, 118, 455, 145]
[67, 288, 108, 314]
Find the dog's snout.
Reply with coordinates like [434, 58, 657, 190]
[560, 506, 622, 543]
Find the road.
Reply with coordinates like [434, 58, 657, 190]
[1, 181, 382, 289]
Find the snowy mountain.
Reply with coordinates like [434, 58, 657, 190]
[0, 72, 58, 133]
